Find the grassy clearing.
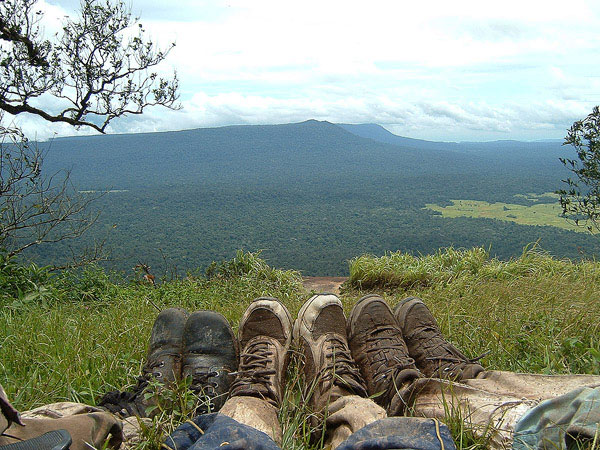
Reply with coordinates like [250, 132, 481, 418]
[2, 248, 600, 449]
[425, 196, 586, 233]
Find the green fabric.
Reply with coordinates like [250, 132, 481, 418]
[513, 386, 600, 450]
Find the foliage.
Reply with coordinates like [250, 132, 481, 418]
[0, 0, 179, 132]
[20, 120, 600, 276]
[0, 249, 53, 303]
[0, 0, 178, 264]
[558, 106, 600, 232]
[0, 122, 101, 259]
[205, 250, 303, 290]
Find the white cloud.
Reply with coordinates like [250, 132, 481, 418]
[5, 0, 600, 141]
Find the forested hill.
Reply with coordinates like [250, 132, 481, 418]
[43, 120, 491, 189]
[30, 120, 595, 276]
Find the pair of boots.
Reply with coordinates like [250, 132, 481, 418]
[100, 309, 238, 418]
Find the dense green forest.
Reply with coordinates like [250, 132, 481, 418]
[24, 121, 600, 276]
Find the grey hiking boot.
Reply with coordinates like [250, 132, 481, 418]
[228, 297, 293, 407]
[143, 308, 189, 384]
[181, 310, 239, 414]
[348, 294, 421, 416]
[293, 294, 368, 413]
[99, 307, 188, 417]
[394, 297, 485, 380]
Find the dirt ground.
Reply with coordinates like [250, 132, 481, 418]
[302, 277, 348, 295]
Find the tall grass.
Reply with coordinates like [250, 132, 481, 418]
[2, 247, 600, 449]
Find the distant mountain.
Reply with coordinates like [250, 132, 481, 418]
[42, 120, 490, 190]
[338, 123, 458, 151]
[339, 122, 569, 169]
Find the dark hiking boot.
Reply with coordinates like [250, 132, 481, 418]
[181, 310, 239, 414]
[293, 294, 367, 413]
[99, 308, 188, 417]
[348, 294, 421, 416]
[394, 297, 484, 380]
[143, 308, 189, 383]
[228, 297, 293, 407]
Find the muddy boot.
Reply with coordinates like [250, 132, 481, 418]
[348, 294, 421, 416]
[99, 308, 188, 417]
[394, 297, 484, 380]
[228, 297, 293, 407]
[294, 294, 368, 416]
[181, 310, 239, 414]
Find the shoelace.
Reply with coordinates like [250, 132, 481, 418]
[229, 339, 278, 403]
[142, 352, 180, 379]
[321, 335, 365, 391]
[409, 324, 487, 375]
[189, 368, 219, 412]
[366, 325, 416, 386]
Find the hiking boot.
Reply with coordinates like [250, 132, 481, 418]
[181, 310, 239, 414]
[394, 297, 484, 380]
[293, 294, 368, 413]
[228, 297, 293, 407]
[143, 308, 189, 383]
[99, 307, 188, 417]
[348, 294, 421, 416]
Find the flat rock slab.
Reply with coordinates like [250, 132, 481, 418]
[302, 277, 348, 295]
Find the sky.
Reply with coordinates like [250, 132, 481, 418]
[9, 0, 600, 142]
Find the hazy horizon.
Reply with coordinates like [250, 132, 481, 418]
[8, 0, 600, 142]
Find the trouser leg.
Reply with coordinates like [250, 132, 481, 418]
[219, 396, 283, 445]
[323, 393, 387, 449]
[409, 371, 600, 450]
[0, 402, 123, 450]
[164, 396, 282, 450]
[465, 370, 600, 401]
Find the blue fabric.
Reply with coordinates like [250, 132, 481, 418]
[163, 413, 280, 450]
[164, 414, 456, 450]
[513, 387, 600, 450]
[337, 417, 456, 450]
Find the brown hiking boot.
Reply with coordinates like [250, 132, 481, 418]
[293, 294, 367, 413]
[228, 297, 292, 407]
[181, 310, 239, 414]
[394, 297, 484, 380]
[348, 294, 421, 416]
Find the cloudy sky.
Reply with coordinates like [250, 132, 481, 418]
[11, 0, 600, 141]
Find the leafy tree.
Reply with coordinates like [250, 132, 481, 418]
[0, 0, 179, 263]
[558, 106, 600, 232]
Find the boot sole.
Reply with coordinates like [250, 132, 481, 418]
[292, 293, 341, 342]
[347, 293, 393, 334]
[240, 296, 293, 347]
[392, 296, 424, 332]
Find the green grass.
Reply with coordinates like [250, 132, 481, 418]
[425, 194, 589, 233]
[2, 248, 600, 449]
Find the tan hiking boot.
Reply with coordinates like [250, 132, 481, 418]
[348, 294, 421, 416]
[394, 296, 484, 380]
[228, 297, 293, 407]
[293, 294, 367, 413]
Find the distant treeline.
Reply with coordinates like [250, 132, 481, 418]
[25, 121, 597, 276]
